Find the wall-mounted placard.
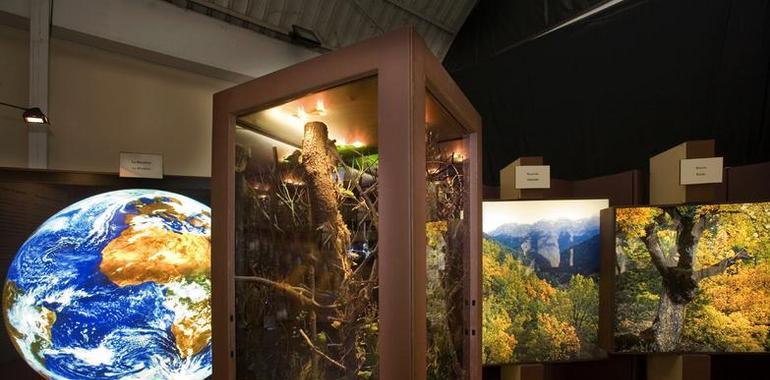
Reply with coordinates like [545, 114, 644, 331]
[680, 157, 723, 185]
[515, 165, 550, 189]
[119, 152, 163, 179]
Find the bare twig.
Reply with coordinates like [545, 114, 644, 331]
[235, 275, 339, 309]
[298, 329, 347, 371]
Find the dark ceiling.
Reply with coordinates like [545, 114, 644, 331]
[444, 0, 607, 73]
[444, 0, 770, 185]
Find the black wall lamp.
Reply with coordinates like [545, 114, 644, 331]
[0, 101, 49, 124]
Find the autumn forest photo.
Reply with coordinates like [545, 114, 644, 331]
[482, 200, 608, 364]
[614, 203, 770, 353]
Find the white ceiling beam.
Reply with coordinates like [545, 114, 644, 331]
[28, 0, 50, 169]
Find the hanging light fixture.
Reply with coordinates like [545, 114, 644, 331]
[0, 101, 49, 124]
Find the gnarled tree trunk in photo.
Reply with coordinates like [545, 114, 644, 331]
[641, 207, 750, 351]
[650, 290, 686, 351]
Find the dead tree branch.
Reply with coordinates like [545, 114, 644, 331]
[298, 329, 347, 371]
[235, 275, 339, 309]
[695, 248, 751, 280]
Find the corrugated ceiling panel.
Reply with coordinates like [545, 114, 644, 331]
[346, 8, 367, 47]
[230, 0, 249, 13]
[297, 0, 322, 29]
[171, 0, 477, 59]
[312, 2, 336, 46]
[250, 0, 268, 20]
[265, 0, 282, 26]
[284, 0, 303, 27]
[450, 0, 467, 22]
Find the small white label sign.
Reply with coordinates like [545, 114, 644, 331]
[515, 165, 551, 189]
[120, 152, 163, 179]
[680, 157, 723, 185]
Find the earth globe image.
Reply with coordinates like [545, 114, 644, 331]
[2, 189, 212, 379]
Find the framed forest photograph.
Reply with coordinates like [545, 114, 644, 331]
[482, 199, 609, 365]
[612, 202, 770, 353]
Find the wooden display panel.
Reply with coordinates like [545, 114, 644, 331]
[646, 354, 710, 380]
[725, 161, 770, 202]
[492, 169, 642, 206]
[501, 363, 544, 380]
[572, 170, 642, 207]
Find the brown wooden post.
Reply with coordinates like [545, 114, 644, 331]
[598, 207, 617, 353]
[377, 28, 425, 380]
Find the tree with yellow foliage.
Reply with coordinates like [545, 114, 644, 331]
[483, 238, 592, 363]
[615, 203, 770, 352]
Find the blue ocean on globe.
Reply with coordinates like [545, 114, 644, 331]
[2, 189, 212, 379]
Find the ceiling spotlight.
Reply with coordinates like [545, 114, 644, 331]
[0, 101, 49, 124]
[295, 105, 308, 121]
[313, 99, 326, 116]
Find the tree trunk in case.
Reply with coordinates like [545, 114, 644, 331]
[301, 121, 364, 378]
[301, 121, 353, 283]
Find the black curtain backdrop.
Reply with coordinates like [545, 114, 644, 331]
[445, 0, 770, 185]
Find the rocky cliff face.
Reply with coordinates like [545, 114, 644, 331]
[519, 231, 561, 268]
[489, 217, 600, 278]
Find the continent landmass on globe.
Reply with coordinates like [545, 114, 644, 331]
[3, 281, 56, 368]
[99, 197, 212, 359]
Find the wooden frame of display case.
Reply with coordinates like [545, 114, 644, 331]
[211, 28, 482, 380]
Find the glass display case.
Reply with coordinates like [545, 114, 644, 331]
[212, 28, 481, 379]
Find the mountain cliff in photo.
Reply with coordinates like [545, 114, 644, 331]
[487, 217, 600, 284]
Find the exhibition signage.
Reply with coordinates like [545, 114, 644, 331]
[514, 165, 550, 189]
[119, 152, 164, 179]
[680, 157, 723, 185]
